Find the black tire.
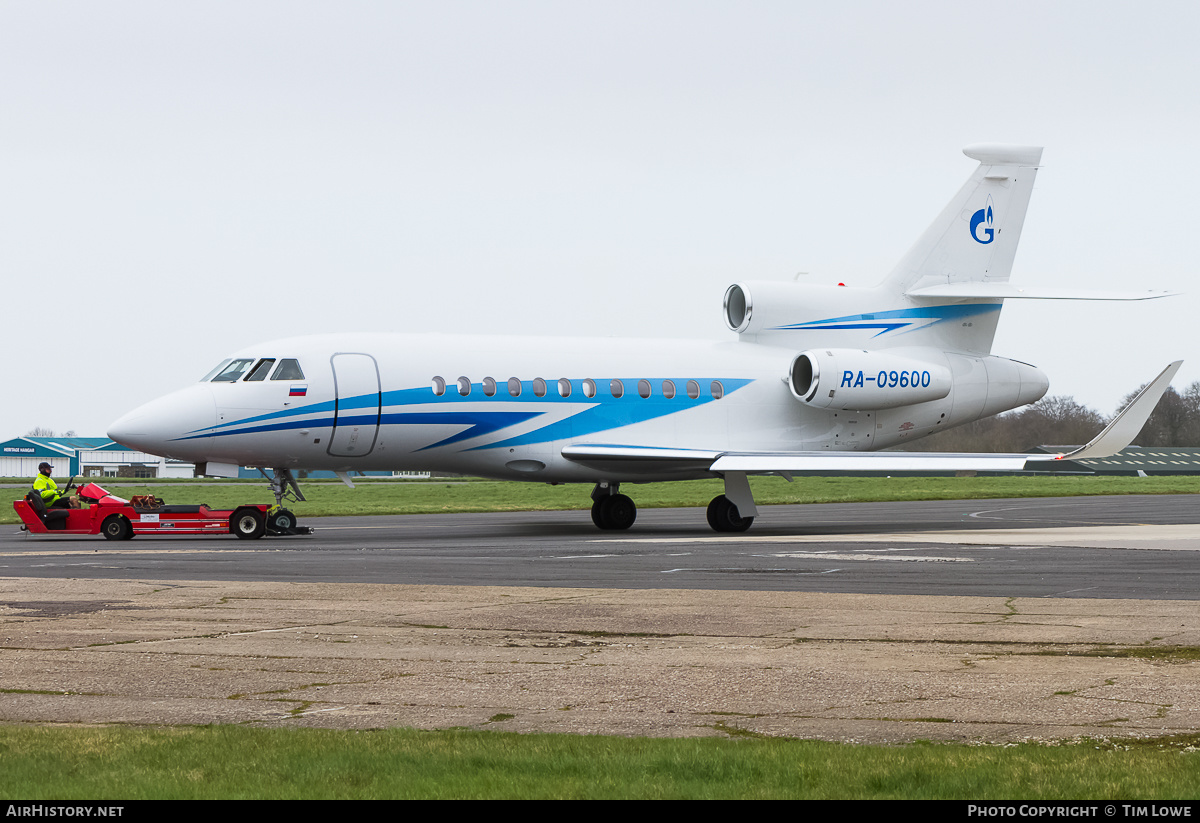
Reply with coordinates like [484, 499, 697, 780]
[590, 494, 637, 530]
[706, 495, 754, 533]
[231, 509, 266, 540]
[605, 494, 636, 530]
[590, 498, 608, 529]
[268, 508, 296, 535]
[101, 515, 132, 541]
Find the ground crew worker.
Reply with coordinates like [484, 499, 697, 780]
[33, 462, 76, 509]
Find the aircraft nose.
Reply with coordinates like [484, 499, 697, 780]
[108, 385, 217, 457]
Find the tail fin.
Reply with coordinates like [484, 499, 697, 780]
[726, 145, 1046, 354]
[884, 144, 1042, 295]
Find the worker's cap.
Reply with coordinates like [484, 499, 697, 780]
[38, 462, 52, 471]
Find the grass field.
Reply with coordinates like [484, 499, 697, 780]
[1, 725, 1198, 800]
[3, 474, 1199, 526]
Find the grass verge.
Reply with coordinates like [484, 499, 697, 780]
[1, 725, 1199, 799]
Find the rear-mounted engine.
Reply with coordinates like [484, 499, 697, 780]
[788, 349, 952, 410]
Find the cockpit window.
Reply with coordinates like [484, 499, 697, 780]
[270, 359, 305, 380]
[200, 359, 232, 382]
[245, 358, 276, 381]
[210, 359, 255, 382]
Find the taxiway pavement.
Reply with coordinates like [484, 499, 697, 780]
[2, 495, 1199, 599]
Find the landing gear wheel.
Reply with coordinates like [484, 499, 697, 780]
[590, 499, 607, 529]
[590, 494, 637, 530]
[267, 508, 296, 535]
[101, 515, 132, 541]
[706, 495, 754, 533]
[231, 508, 267, 540]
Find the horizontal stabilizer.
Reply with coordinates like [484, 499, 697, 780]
[906, 283, 1177, 301]
[962, 144, 1044, 165]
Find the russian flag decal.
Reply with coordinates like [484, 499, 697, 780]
[289, 384, 308, 397]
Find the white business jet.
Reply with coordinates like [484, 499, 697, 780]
[108, 145, 1179, 533]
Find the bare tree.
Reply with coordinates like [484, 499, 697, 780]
[23, 427, 78, 439]
[1116, 382, 1200, 446]
[903, 395, 1107, 452]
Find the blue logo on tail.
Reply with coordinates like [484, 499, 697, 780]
[969, 195, 995, 244]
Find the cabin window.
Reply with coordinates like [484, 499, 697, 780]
[662, 380, 676, 399]
[686, 380, 700, 399]
[610, 379, 624, 398]
[200, 359, 232, 382]
[210, 359, 255, 382]
[637, 379, 652, 399]
[482, 377, 497, 397]
[457, 376, 471, 397]
[711, 381, 724, 400]
[557, 378, 572, 398]
[508, 377, 522, 397]
[582, 379, 597, 398]
[270, 359, 305, 380]
[432, 376, 446, 396]
[533, 378, 547, 397]
[245, 358, 276, 382]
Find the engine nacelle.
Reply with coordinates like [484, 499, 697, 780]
[724, 280, 866, 336]
[789, 349, 953, 410]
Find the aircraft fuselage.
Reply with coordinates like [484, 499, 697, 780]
[108, 331, 1047, 483]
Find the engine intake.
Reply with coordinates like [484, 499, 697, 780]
[723, 284, 753, 333]
[789, 349, 952, 410]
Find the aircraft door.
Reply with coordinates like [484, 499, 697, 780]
[327, 353, 381, 458]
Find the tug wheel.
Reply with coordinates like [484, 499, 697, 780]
[101, 515, 132, 541]
[231, 508, 266, 539]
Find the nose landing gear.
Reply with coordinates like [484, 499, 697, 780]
[258, 468, 314, 535]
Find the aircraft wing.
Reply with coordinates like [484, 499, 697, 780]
[559, 445, 723, 475]
[563, 361, 1182, 476]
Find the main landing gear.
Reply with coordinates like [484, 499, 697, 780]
[706, 495, 753, 532]
[589, 471, 760, 533]
[591, 482, 637, 530]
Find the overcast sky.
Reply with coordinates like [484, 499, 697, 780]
[2, 0, 1196, 440]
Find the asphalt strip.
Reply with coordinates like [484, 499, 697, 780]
[597, 524, 1200, 551]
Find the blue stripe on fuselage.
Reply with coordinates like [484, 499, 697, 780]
[177, 378, 753, 450]
[772, 304, 1000, 336]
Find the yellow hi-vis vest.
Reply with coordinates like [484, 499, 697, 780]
[33, 474, 60, 506]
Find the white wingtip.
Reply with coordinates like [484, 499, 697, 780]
[1052, 361, 1183, 462]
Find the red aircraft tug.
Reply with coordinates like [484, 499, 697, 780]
[14, 480, 310, 540]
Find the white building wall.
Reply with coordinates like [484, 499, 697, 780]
[161, 462, 195, 479]
[0, 456, 70, 478]
[78, 450, 195, 478]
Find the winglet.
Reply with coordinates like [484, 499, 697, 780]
[1032, 361, 1183, 463]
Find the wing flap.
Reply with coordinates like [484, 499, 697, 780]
[709, 452, 1030, 473]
